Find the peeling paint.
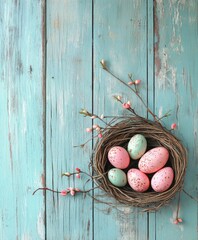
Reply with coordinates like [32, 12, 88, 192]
[158, 106, 163, 118]
[154, 0, 161, 76]
[157, 48, 177, 91]
[115, 207, 136, 240]
[37, 211, 45, 240]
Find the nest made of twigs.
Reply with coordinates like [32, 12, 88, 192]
[93, 116, 187, 211]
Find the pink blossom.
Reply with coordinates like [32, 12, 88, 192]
[91, 115, 96, 119]
[134, 79, 141, 85]
[122, 103, 131, 109]
[96, 127, 101, 132]
[76, 167, 81, 172]
[98, 133, 103, 138]
[86, 128, 92, 132]
[177, 218, 183, 223]
[60, 190, 67, 196]
[76, 173, 80, 179]
[93, 124, 99, 129]
[70, 189, 75, 196]
[171, 123, 177, 129]
[173, 219, 179, 224]
[128, 81, 134, 85]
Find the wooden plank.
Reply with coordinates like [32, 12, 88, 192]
[46, 1, 93, 239]
[94, 1, 148, 239]
[0, 1, 45, 239]
[150, 0, 198, 239]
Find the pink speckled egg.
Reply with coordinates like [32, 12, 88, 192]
[138, 147, 169, 174]
[127, 168, 150, 192]
[151, 167, 174, 192]
[108, 146, 130, 169]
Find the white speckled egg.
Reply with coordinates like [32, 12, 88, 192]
[108, 146, 130, 169]
[108, 168, 127, 187]
[151, 167, 174, 192]
[127, 168, 150, 192]
[138, 147, 169, 174]
[127, 134, 147, 160]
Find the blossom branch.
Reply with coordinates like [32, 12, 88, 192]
[100, 60, 160, 122]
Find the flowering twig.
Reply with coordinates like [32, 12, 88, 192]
[32, 186, 99, 197]
[100, 60, 160, 123]
[79, 108, 111, 127]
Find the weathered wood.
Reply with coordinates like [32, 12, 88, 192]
[150, 1, 198, 240]
[0, 1, 198, 239]
[46, 0, 93, 239]
[0, 1, 45, 239]
[94, 0, 148, 239]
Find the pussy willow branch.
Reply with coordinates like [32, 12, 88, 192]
[100, 62, 161, 123]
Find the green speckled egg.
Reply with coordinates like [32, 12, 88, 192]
[108, 168, 127, 187]
[127, 134, 147, 160]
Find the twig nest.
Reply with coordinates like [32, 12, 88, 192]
[93, 116, 187, 211]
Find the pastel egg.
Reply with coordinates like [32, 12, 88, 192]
[138, 147, 169, 174]
[108, 168, 127, 187]
[108, 146, 130, 169]
[127, 168, 150, 192]
[151, 167, 174, 192]
[127, 134, 147, 160]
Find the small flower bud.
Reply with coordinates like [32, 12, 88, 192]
[60, 190, 67, 196]
[127, 101, 131, 105]
[62, 172, 71, 177]
[134, 79, 141, 85]
[122, 103, 130, 109]
[76, 173, 80, 179]
[173, 219, 179, 224]
[96, 127, 101, 132]
[117, 95, 122, 100]
[75, 167, 81, 172]
[177, 218, 183, 223]
[98, 133, 103, 138]
[70, 190, 75, 196]
[128, 81, 134, 85]
[171, 123, 177, 129]
[91, 115, 97, 119]
[86, 128, 92, 132]
[101, 59, 105, 65]
[93, 124, 99, 129]
[100, 114, 104, 119]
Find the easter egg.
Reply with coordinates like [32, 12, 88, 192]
[108, 146, 130, 169]
[127, 168, 150, 192]
[138, 147, 169, 174]
[108, 168, 127, 187]
[151, 167, 174, 192]
[127, 134, 147, 160]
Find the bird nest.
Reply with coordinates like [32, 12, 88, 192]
[93, 116, 187, 211]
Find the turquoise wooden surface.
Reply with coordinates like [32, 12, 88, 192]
[0, 1, 197, 240]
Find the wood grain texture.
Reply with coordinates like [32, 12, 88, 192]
[94, 1, 148, 239]
[0, 0, 45, 239]
[0, 1, 197, 239]
[46, 1, 93, 239]
[150, 1, 198, 240]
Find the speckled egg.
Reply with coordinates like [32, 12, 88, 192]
[108, 146, 130, 169]
[127, 134, 147, 160]
[151, 167, 174, 192]
[108, 168, 127, 187]
[138, 147, 169, 174]
[127, 168, 150, 192]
